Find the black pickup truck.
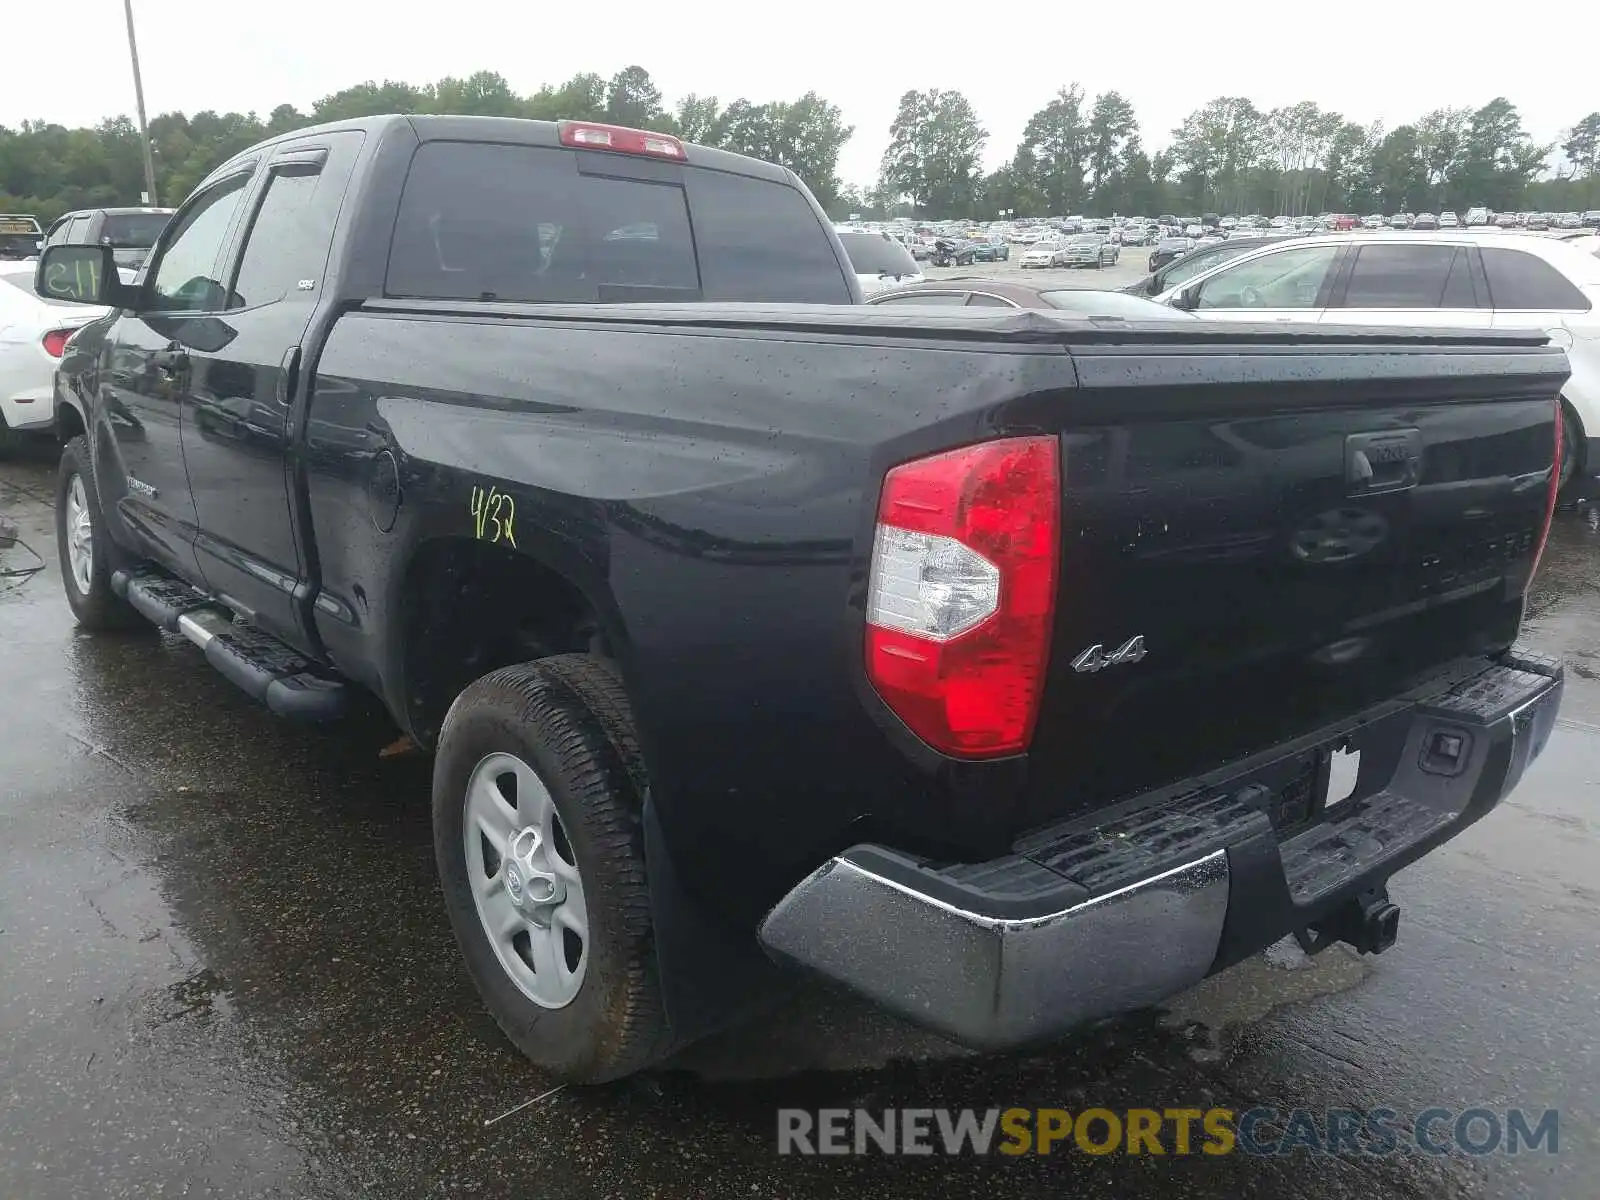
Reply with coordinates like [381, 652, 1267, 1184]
[36, 115, 1566, 1083]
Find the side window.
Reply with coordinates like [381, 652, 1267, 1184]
[147, 176, 251, 313]
[684, 170, 853, 303]
[1339, 245, 1460, 308]
[1161, 247, 1225, 289]
[64, 216, 92, 244]
[229, 166, 325, 309]
[387, 142, 698, 302]
[1195, 245, 1341, 310]
[1481, 247, 1590, 312]
[45, 218, 73, 246]
[966, 292, 1017, 307]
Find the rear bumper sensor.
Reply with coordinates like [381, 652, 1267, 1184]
[112, 568, 349, 722]
[758, 653, 1561, 1050]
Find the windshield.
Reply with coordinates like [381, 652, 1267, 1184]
[1041, 290, 1196, 319]
[100, 213, 172, 248]
[837, 232, 918, 276]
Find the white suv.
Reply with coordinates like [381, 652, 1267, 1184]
[1156, 232, 1600, 492]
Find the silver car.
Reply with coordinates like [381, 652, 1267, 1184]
[1059, 234, 1120, 269]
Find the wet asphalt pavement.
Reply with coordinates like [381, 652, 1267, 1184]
[2, 447, 1597, 1199]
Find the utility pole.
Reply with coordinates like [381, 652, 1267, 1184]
[123, 0, 159, 206]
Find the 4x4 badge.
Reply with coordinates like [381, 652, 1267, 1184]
[1072, 635, 1147, 674]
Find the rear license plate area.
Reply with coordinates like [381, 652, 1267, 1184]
[1263, 744, 1363, 838]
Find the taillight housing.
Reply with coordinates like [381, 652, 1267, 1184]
[1530, 398, 1562, 581]
[557, 121, 686, 160]
[864, 436, 1060, 758]
[41, 329, 73, 358]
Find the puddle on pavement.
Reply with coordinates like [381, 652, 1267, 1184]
[676, 936, 1371, 1082]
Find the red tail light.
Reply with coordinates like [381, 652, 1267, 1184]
[558, 121, 686, 160]
[1530, 398, 1563, 581]
[41, 329, 73, 358]
[864, 436, 1061, 758]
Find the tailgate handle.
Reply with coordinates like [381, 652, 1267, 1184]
[1345, 429, 1422, 497]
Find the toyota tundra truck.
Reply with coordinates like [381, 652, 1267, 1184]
[34, 114, 1566, 1082]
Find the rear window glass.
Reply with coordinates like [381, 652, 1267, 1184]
[387, 142, 698, 302]
[1340, 245, 1460, 308]
[100, 213, 171, 248]
[0, 234, 40, 259]
[1480, 247, 1590, 311]
[836, 232, 917, 277]
[684, 170, 852, 303]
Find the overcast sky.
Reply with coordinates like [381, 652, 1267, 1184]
[1, 0, 1587, 188]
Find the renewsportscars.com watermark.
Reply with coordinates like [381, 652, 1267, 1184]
[777, 1106, 1560, 1157]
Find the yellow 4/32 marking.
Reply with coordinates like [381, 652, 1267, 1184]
[470, 485, 517, 548]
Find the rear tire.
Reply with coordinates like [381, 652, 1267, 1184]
[433, 654, 670, 1083]
[56, 436, 143, 631]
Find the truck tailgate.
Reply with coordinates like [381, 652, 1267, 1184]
[1023, 332, 1566, 825]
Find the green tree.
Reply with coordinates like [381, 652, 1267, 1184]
[1086, 90, 1137, 200]
[1415, 107, 1470, 207]
[674, 94, 724, 145]
[1018, 86, 1089, 214]
[524, 73, 607, 122]
[1561, 112, 1600, 208]
[311, 81, 427, 122]
[604, 66, 667, 130]
[1450, 97, 1545, 211]
[1369, 125, 1428, 210]
[1170, 97, 1264, 213]
[427, 71, 524, 118]
[877, 89, 986, 216]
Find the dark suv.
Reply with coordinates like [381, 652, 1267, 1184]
[43, 207, 175, 271]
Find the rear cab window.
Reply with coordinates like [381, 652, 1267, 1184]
[385, 140, 851, 304]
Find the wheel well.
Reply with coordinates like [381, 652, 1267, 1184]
[56, 402, 86, 444]
[1562, 396, 1584, 460]
[401, 539, 608, 746]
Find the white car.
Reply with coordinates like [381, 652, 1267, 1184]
[834, 231, 924, 297]
[1439, 212, 1460, 228]
[0, 264, 110, 450]
[1154, 231, 1600, 493]
[1020, 241, 1064, 268]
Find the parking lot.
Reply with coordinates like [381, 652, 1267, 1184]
[920, 249, 1154, 292]
[1, 443, 1597, 1199]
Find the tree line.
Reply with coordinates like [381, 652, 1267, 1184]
[2, 65, 1597, 224]
[0, 67, 853, 221]
[869, 90, 1600, 221]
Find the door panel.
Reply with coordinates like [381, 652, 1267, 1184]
[98, 173, 253, 581]
[179, 132, 364, 647]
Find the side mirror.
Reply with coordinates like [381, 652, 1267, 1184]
[1172, 284, 1201, 312]
[34, 244, 138, 308]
